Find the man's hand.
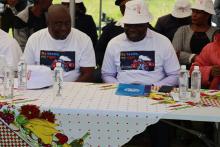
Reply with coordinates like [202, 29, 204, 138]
[211, 65, 220, 77]
[191, 55, 197, 63]
[75, 67, 95, 82]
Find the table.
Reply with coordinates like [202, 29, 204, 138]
[2, 82, 220, 147]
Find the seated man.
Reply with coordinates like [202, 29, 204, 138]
[13, 0, 52, 51]
[24, 4, 96, 82]
[102, 1, 180, 146]
[0, 29, 22, 71]
[102, 0, 180, 86]
[96, 0, 155, 67]
[191, 29, 220, 89]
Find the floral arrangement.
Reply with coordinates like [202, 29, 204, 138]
[0, 103, 89, 147]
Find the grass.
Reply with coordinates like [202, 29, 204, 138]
[9, 0, 195, 36]
[53, 0, 176, 26]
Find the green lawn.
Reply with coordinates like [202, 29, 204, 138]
[8, 0, 195, 36]
[53, 0, 176, 26]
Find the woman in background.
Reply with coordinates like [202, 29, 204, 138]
[191, 29, 220, 89]
[172, 0, 217, 68]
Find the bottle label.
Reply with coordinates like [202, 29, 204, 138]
[191, 90, 200, 102]
[3, 71, 14, 98]
[54, 69, 63, 97]
[179, 91, 191, 102]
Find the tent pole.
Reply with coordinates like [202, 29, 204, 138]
[70, 0, 75, 27]
[98, 0, 102, 36]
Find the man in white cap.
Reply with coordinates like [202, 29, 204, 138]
[24, 4, 96, 82]
[155, 0, 192, 41]
[95, 0, 156, 67]
[102, 1, 180, 146]
[102, 0, 180, 86]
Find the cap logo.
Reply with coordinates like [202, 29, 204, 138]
[179, 7, 186, 13]
[132, 4, 141, 14]
[27, 70, 31, 80]
[199, 0, 203, 4]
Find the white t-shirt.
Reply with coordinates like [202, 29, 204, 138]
[24, 28, 96, 82]
[102, 29, 180, 86]
[0, 29, 22, 71]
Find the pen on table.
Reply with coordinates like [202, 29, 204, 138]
[170, 105, 192, 110]
[12, 98, 26, 101]
[169, 104, 182, 108]
[185, 101, 197, 106]
[100, 87, 117, 90]
[12, 99, 39, 104]
[101, 85, 113, 88]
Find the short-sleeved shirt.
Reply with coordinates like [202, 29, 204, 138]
[0, 29, 22, 71]
[24, 28, 96, 82]
[102, 29, 180, 85]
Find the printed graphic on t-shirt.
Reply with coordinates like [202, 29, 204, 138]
[120, 51, 155, 71]
[40, 50, 75, 72]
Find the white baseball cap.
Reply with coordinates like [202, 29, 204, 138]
[121, 0, 152, 24]
[26, 65, 53, 89]
[61, 0, 83, 3]
[171, 0, 192, 18]
[191, 0, 215, 15]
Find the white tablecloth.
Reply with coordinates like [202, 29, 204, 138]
[3, 82, 220, 146]
[11, 82, 172, 146]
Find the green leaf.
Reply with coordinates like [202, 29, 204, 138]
[16, 115, 29, 125]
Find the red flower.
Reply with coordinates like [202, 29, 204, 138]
[2, 113, 15, 124]
[55, 133, 68, 145]
[43, 144, 51, 147]
[0, 111, 3, 118]
[20, 105, 40, 119]
[40, 110, 55, 123]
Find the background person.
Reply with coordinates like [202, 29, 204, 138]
[155, 0, 192, 41]
[13, 0, 52, 51]
[213, 0, 220, 27]
[95, 0, 128, 67]
[61, 0, 97, 48]
[0, 0, 27, 33]
[172, 0, 217, 68]
[191, 29, 220, 89]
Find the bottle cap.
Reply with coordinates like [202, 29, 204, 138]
[56, 62, 61, 67]
[194, 66, 199, 70]
[181, 65, 186, 70]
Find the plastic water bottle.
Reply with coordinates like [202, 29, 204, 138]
[3, 65, 14, 99]
[191, 66, 201, 102]
[17, 56, 27, 90]
[0, 55, 6, 96]
[179, 65, 190, 101]
[53, 62, 63, 97]
[0, 54, 6, 78]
